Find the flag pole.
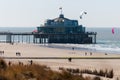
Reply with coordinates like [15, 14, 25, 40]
[59, 7, 62, 14]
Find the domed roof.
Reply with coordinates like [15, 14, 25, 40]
[53, 14, 70, 23]
[59, 14, 64, 18]
[44, 14, 79, 27]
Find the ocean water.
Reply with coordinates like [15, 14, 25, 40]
[0, 27, 120, 54]
[86, 27, 120, 53]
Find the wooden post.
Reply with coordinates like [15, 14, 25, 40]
[6, 34, 12, 43]
[22, 35, 23, 43]
[28, 35, 30, 43]
[33, 35, 35, 43]
[94, 34, 96, 44]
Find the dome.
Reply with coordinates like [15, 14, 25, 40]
[59, 14, 64, 18]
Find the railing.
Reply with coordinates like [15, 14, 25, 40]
[0, 32, 33, 35]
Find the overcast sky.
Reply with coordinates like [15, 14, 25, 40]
[0, 0, 120, 27]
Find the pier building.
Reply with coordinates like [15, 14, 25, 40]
[36, 13, 97, 44]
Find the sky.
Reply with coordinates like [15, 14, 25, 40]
[0, 0, 120, 27]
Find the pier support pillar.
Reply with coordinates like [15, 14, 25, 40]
[12, 35, 15, 43]
[94, 34, 96, 44]
[39, 38, 41, 43]
[18, 35, 20, 43]
[33, 36, 35, 43]
[28, 35, 30, 43]
[6, 34, 12, 43]
[22, 35, 23, 43]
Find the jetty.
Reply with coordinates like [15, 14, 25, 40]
[0, 31, 96, 44]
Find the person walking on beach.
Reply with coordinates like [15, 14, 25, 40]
[29, 60, 33, 65]
[0, 51, 4, 55]
[68, 57, 72, 62]
[8, 61, 11, 66]
[72, 47, 74, 51]
[72, 47, 75, 54]
[85, 52, 87, 56]
[90, 52, 92, 56]
[19, 61, 23, 66]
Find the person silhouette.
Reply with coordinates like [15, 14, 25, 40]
[68, 57, 72, 62]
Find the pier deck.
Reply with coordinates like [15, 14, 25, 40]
[0, 32, 97, 44]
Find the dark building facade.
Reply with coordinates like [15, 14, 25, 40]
[36, 14, 96, 44]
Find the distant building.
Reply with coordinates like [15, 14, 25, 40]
[37, 14, 85, 34]
[36, 14, 96, 44]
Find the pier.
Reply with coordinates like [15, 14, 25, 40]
[0, 32, 97, 44]
[34, 32, 97, 44]
[0, 32, 33, 43]
[0, 13, 97, 44]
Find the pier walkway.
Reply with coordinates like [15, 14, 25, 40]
[0, 32, 97, 44]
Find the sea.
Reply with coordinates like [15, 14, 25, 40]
[0, 27, 120, 54]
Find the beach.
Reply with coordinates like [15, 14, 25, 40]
[0, 43, 120, 79]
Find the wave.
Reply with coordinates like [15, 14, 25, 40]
[43, 40, 120, 54]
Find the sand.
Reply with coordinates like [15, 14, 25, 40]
[0, 43, 120, 80]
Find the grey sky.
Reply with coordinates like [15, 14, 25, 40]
[0, 0, 120, 27]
